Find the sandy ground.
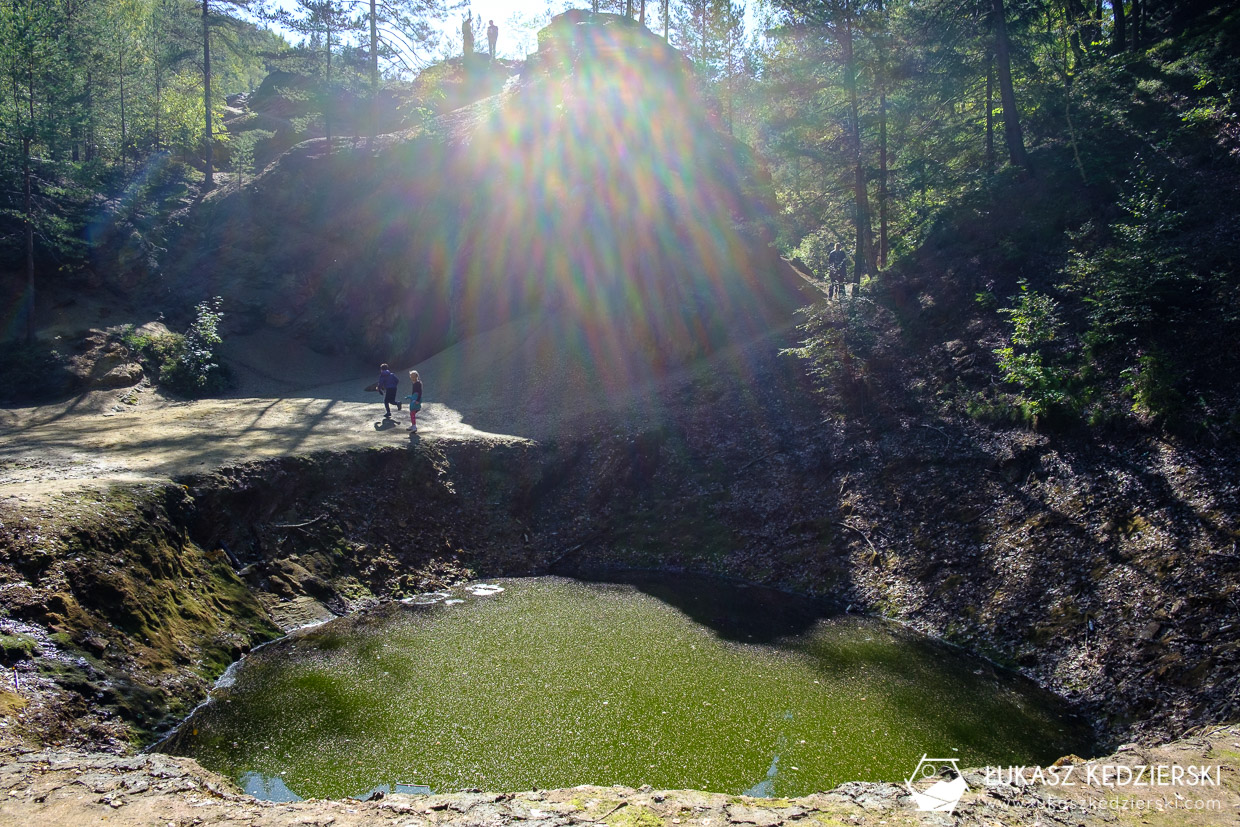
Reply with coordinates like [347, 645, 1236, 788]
[0, 334, 523, 506]
[0, 303, 803, 507]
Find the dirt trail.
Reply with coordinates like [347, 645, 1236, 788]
[0, 324, 531, 506]
[0, 300, 811, 507]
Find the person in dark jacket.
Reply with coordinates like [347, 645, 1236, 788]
[378, 364, 400, 418]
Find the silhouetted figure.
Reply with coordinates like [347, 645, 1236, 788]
[827, 243, 848, 300]
[462, 15, 474, 59]
[487, 20, 498, 60]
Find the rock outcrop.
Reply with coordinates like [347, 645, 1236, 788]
[163, 13, 804, 375]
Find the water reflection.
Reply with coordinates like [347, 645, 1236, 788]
[241, 771, 302, 802]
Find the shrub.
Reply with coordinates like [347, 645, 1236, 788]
[122, 298, 230, 398]
[993, 280, 1070, 421]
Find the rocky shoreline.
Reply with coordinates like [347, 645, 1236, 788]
[1, 725, 1236, 826]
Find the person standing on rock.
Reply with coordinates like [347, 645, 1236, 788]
[405, 370, 423, 433]
[487, 20, 498, 60]
[378, 363, 400, 419]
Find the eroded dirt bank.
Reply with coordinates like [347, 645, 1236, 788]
[2, 414, 1237, 756]
[1, 725, 1238, 827]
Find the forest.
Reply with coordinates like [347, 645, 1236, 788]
[2, 0, 1238, 436]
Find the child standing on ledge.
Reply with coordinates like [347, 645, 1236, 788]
[405, 370, 423, 432]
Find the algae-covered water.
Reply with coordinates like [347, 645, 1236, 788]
[165, 574, 1093, 800]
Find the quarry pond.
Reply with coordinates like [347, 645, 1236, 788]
[163, 574, 1095, 801]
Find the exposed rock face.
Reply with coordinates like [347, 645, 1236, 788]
[164, 13, 803, 374]
[68, 329, 144, 390]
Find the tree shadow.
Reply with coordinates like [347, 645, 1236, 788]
[568, 569, 840, 645]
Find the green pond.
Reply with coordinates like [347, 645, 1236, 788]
[163, 574, 1094, 801]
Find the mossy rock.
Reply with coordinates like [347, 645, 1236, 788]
[0, 634, 37, 665]
[607, 805, 664, 827]
[0, 690, 27, 716]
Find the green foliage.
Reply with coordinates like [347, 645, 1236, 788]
[229, 129, 275, 187]
[1064, 167, 1187, 346]
[123, 298, 230, 397]
[1121, 350, 1185, 419]
[784, 297, 880, 413]
[999, 281, 1063, 347]
[1060, 155, 1239, 427]
[993, 281, 1069, 420]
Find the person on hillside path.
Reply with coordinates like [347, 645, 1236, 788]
[463, 15, 474, 60]
[487, 20, 498, 60]
[827, 243, 848, 301]
[405, 370, 423, 432]
[378, 363, 400, 418]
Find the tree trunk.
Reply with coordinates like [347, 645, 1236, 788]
[991, 0, 1029, 169]
[626, 0, 633, 19]
[324, 20, 333, 152]
[985, 54, 995, 176]
[370, 0, 378, 141]
[1063, 0, 1086, 68]
[698, 0, 706, 64]
[877, 0, 888, 270]
[85, 68, 94, 162]
[640, 0, 646, 27]
[119, 49, 127, 176]
[663, 0, 669, 40]
[202, 0, 213, 190]
[23, 135, 35, 344]
[1111, 0, 1126, 53]
[23, 32, 36, 343]
[879, 89, 887, 269]
[1131, 0, 1142, 47]
[841, 9, 875, 277]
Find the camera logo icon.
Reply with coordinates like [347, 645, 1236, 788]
[904, 754, 968, 814]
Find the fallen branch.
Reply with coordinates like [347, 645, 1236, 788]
[833, 521, 878, 553]
[596, 801, 628, 821]
[962, 505, 998, 524]
[738, 450, 781, 472]
[271, 515, 326, 530]
[544, 531, 606, 570]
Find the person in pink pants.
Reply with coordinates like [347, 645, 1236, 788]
[405, 370, 423, 432]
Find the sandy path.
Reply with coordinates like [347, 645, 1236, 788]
[1, 262, 821, 507]
[0, 325, 537, 506]
[0, 320, 708, 505]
